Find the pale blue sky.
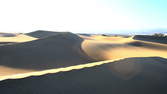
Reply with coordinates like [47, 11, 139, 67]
[0, 0, 166, 33]
[101, 0, 167, 29]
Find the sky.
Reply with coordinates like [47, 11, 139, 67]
[0, 0, 166, 33]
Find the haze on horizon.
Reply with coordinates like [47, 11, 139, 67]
[0, 0, 167, 33]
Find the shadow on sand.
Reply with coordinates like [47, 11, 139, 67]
[0, 57, 167, 94]
[0, 32, 96, 70]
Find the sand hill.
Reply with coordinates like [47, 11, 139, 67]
[81, 35, 167, 60]
[0, 34, 37, 43]
[0, 32, 95, 77]
[133, 35, 167, 44]
[0, 32, 167, 94]
[0, 32, 16, 37]
[26, 30, 67, 38]
[0, 57, 167, 94]
[0, 33, 167, 77]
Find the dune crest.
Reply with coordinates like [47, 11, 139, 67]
[0, 32, 95, 77]
[26, 30, 68, 38]
[0, 33, 167, 84]
[81, 35, 167, 60]
[1, 57, 167, 94]
[0, 34, 37, 43]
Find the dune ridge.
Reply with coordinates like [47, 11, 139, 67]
[0, 33, 167, 94]
[0, 32, 17, 37]
[133, 35, 167, 44]
[0, 33, 167, 78]
[0, 32, 96, 77]
[0, 57, 167, 94]
[0, 34, 37, 43]
[26, 30, 68, 38]
[0, 33, 167, 87]
[0, 56, 166, 81]
[0, 57, 126, 81]
[81, 35, 167, 60]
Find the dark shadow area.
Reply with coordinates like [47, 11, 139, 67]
[0, 42, 17, 47]
[126, 41, 167, 50]
[0, 32, 96, 70]
[133, 35, 167, 44]
[0, 57, 167, 94]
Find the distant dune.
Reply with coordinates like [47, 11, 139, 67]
[26, 30, 67, 38]
[82, 35, 167, 60]
[0, 32, 95, 76]
[0, 32, 167, 94]
[0, 33, 17, 37]
[133, 35, 167, 44]
[0, 33, 167, 77]
[0, 57, 167, 94]
[0, 34, 37, 43]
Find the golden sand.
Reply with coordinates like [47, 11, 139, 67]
[82, 35, 167, 60]
[0, 34, 37, 42]
[0, 34, 167, 81]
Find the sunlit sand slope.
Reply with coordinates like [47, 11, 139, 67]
[0, 66, 34, 77]
[0, 57, 167, 94]
[0, 34, 37, 43]
[0, 32, 95, 77]
[0, 34, 167, 82]
[82, 35, 167, 60]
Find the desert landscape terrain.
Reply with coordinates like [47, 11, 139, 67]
[0, 30, 167, 94]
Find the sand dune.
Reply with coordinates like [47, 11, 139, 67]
[82, 35, 167, 60]
[0, 57, 167, 94]
[0, 32, 17, 37]
[134, 35, 167, 44]
[0, 32, 167, 93]
[0, 34, 167, 78]
[0, 32, 95, 77]
[26, 30, 67, 38]
[0, 34, 37, 43]
[0, 66, 33, 77]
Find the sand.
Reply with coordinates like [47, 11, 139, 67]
[0, 57, 167, 94]
[0, 34, 37, 43]
[0, 33, 167, 78]
[134, 35, 167, 44]
[0, 66, 34, 77]
[0, 32, 167, 94]
[0, 32, 95, 77]
[81, 35, 167, 60]
[0, 32, 16, 37]
[26, 30, 66, 38]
